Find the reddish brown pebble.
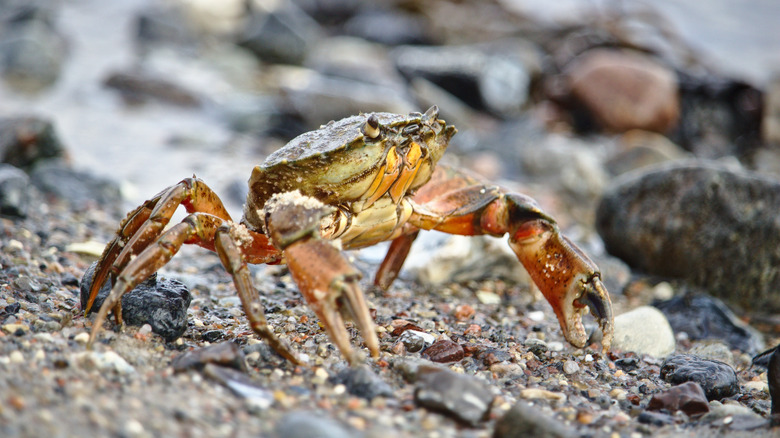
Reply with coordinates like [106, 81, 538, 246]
[391, 321, 424, 337]
[454, 304, 475, 321]
[422, 338, 464, 363]
[464, 324, 482, 336]
[647, 381, 710, 417]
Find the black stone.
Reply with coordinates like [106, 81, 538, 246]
[333, 364, 393, 401]
[597, 161, 780, 313]
[414, 366, 495, 426]
[660, 354, 739, 401]
[80, 261, 192, 342]
[0, 163, 29, 218]
[654, 292, 763, 354]
[637, 410, 675, 426]
[0, 117, 65, 170]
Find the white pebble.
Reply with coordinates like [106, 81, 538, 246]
[73, 332, 90, 344]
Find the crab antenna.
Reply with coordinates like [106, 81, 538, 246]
[363, 114, 380, 139]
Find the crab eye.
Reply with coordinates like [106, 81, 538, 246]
[363, 115, 381, 139]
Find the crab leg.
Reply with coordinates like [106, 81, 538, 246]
[264, 192, 379, 364]
[383, 166, 613, 351]
[214, 224, 299, 364]
[88, 212, 224, 345]
[85, 177, 232, 315]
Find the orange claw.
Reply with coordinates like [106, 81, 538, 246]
[509, 221, 613, 351]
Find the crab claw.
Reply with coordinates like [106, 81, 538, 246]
[285, 240, 380, 364]
[509, 220, 614, 351]
[264, 191, 379, 364]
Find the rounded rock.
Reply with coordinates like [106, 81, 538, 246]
[611, 306, 676, 358]
[598, 161, 780, 312]
[660, 354, 739, 401]
[565, 49, 679, 133]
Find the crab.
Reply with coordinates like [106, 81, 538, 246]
[84, 106, 613, 364]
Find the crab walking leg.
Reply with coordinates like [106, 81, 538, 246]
[403, 166, 613, 351]
[285, 239, 379, 364]
[373, 228, 419, 290]
[214, 225, 299, 364]
[88, 212, 225, 346]
[86, 178, 233, 314]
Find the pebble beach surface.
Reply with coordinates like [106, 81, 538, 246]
[1, 0, 780, 437]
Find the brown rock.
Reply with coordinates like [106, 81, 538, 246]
[422, 338, 465, 363]
[566, 49, 679, 133]
[647, 381, 709, 417]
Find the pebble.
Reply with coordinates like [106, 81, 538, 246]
[564, 49, 679, 133]
[421, 338, 464, 363]
[519, 388, 567, 403]
[597, 161, 780, 313]
[611, 306, 676, 358]
[202, 364, 274, 410]
[493, 402, 576, 438]
[647, 381, 710, 417]
[171, 341, 247, 372]
[414, 365, 495, 425]
[0, 164, 30, 218]
[704, 401, 766, 423]
[74, 351, 136, 375]
[654, 293, 764, 354]
[660, 355, 739, 401]
[80, 262, 192, 342]
[562, 360, 579, 375]
[397, 329, 434, 353]
[274, 411, 356, 438]
[333, 365, 393, 400]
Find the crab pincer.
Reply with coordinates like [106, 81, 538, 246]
[264, 191, 379, 363]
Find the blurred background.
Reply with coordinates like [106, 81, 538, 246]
[1, 0, 778, 212]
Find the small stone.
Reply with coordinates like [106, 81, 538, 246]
[414, 366, 495, 425]
[421, 338, 464, 363]
[562, 360, 579, 375]
[80, 261, 192, 342]
[704, 401, 766, 423]
[610, 388, 627, 401]
[74, 351, 135, 375]
[203, 364, 274, 409]
[274, 411, 355, 438]
[519, 388, 567, 403]
[9, 350, 24, 364]
[2, 323, 29, 335]
[172, 342, 247, 373]
[655, 293, 764, 354]
[493, 401, 575, 438]
[611, 306, 676, 357]
[0, 164, 30, 218]
[637, 410, 675, 426]
[743, 381, 769, 393]
[333, 365, 393, 401]
[660, 354, 739, 400]
[73, 332, 90, 344]
[397, 330, 434, 353]
[647, 381, 709, 417]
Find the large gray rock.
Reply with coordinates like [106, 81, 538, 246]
[597, 161, 780, 312]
